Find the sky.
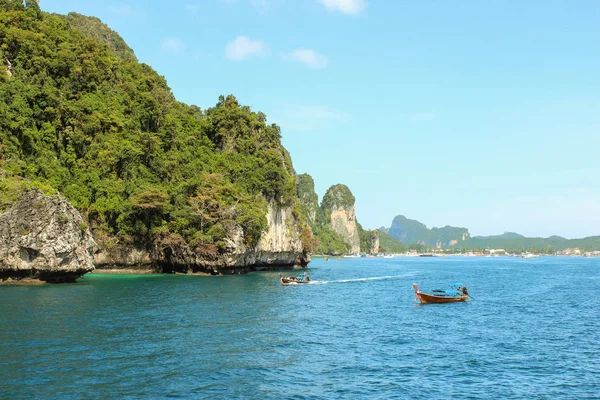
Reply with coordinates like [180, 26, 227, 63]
[42, 0, 600, 238]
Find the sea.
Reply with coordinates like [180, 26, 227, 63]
[1, 256, 598, 399]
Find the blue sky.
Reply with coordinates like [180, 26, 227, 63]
[43, 0, 600, 238]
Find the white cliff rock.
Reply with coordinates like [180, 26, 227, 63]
[0, 190, 96, 283]
[95, 198, 308, 274]
[329, 205, 360, 254]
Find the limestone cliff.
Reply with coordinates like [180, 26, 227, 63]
[358, 223, 380, 255]
[94, 199, 309, 274]
[296, 174, 319, 225]
[322, 184, 360, 254]
[0, 190, 96, 283]
[371, 232, 380, 254]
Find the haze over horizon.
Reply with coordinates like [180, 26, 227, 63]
[43, 0, 600, 239]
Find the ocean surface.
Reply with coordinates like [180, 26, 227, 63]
[1, 256, 598, 399]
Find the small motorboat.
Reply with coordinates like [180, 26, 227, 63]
[413, 283, 471, 304]
[280, 272, 311, 286]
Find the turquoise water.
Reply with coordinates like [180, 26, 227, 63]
[1, 257, 598, 399]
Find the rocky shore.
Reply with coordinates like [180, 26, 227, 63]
[0, 190, 96, 284]
[0, 191, 309, 283]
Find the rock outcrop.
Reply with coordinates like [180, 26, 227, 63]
[94, 199, 309, 274]
[0, 190, 96, 283]
[296, 174, 319, 225]
[322, 184, 360, 254]
[370, 231, 380, 254]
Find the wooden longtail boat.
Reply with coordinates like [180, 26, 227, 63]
[280, 272, 311, 286]
[412, 283, 470, 304]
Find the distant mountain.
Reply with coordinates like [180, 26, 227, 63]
[386, 215, 469, 248]
[382, 216, 600, 251]
[471, 232, 525, 240]
[459, 235, 600, 251]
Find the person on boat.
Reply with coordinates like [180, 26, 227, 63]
[462, 286, 469, 296]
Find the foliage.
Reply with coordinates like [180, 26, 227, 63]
[408, 243, 428, 253]
[296, 173, 318, 223]
[321, 183, 355, 211]
[311, 223, 350, 255]
[0, 174, 56, 212]
[61, 12, 137, 62]
[295, 176, 355, 255]
[0, 5, 305, 253]
[378, 230, 407, 253]
[357, 222, 379, 254]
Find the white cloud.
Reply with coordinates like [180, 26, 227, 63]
[225, 36, 269, 61]
[161, 39, 185, 53]
[283, 49, 328, 69]
[317, 0, 366, 14]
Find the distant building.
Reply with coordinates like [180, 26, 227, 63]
[557, 248, 582, 256]
[485, 249, 507, 255]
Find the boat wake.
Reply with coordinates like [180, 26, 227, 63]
[310, 274, 415, 285]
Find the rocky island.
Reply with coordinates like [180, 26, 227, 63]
[0, 3, 311, 280]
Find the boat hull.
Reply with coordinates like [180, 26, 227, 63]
[416, 292, 468, 304]
[280, 277, 310, 286]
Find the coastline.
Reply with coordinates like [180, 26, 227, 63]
[0, 278, 46, 285]
[89, 268, 159, 275]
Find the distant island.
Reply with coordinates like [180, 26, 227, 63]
[380, 215, 600, 253]
[0, 3, 313, 282]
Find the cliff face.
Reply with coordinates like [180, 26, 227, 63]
[322, 184, 360, 254]
[223, 199, 307, 269]
[296, 174, 319, 225]
[0, 190, 96, 283]
[371, 232, 380, 254]
[94, 199, 308, 274]
[329, 206, 360, 253]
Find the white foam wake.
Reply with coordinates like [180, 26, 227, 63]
[310, 273, 415, 285]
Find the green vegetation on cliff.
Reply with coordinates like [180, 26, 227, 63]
[296, 176, 351, 255]
[357, 222, 374, 253]
[321, 184, 355, 211]
[378, 231, 407, 253]
[0, 4, 305, 254]
[60, 12, 137, 63]
[311, 223, 350, 255]
[296, 173, 318, 224]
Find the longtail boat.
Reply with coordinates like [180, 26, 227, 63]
[412, 283, 471, 304]
[280, 272, 311, 286]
